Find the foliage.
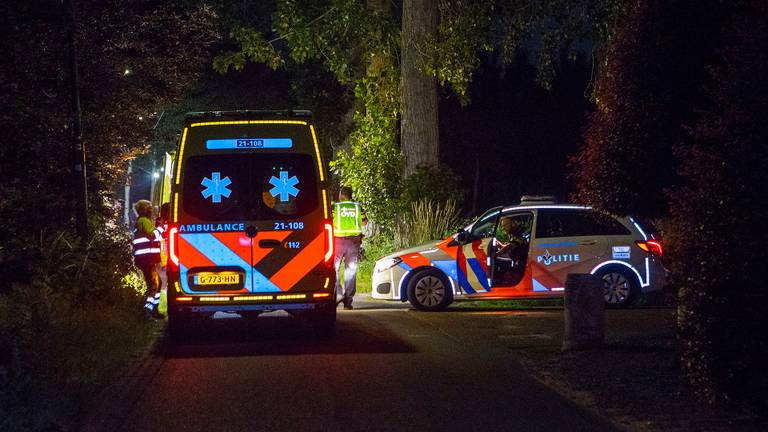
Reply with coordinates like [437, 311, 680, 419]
[356, 233, 398, 294]
[214, 0, 403, 224]
[400, 164, 463, 205]
[0, 224, 153, 429]
[332, 64, 402, 223]
[1, 1, 219, 427]
[425, 0, 621, 102]
[424, 0, 493, 103]
[1, 0, 219, 264]
[394, 199, 461, 250]
[667, 0, 768, 410]
[570, 0, 722, 218]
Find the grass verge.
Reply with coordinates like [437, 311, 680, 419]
[0, 274, 162, 431]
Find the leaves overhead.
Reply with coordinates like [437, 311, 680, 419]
[425, 0, 621, 102]
[1, 0, 219, 284]
[214, 0, 402, 223]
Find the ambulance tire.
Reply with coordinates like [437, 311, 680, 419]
[596, 266, 640, 308]
[407, 268, 453, 312]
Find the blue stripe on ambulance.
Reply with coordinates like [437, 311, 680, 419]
[181, 234, 252, 292]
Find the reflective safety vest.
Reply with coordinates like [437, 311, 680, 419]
[154, 223, 168, 265]
[333, 201, 365, 237]
[133, 218, 162, 260]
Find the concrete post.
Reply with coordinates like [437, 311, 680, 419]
[562, 273, 605, 351]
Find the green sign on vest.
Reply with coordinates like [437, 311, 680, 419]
[333, 201, 363, 236]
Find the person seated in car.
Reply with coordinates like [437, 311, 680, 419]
[495, 217, 530, 284]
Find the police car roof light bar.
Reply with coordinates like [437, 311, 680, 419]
[519, 195, 557, 205]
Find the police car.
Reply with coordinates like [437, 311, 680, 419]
[372, 196, 665, 310]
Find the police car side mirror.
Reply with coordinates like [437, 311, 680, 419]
[455, 230, 470, 244]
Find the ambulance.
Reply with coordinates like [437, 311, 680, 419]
[372, 196, 666, 310]
[165, 111, 336, 335]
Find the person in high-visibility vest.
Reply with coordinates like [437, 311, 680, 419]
[132, 200, 164, 319]
[332, 186, 367, 310]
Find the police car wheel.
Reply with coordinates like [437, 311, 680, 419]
[598, 267, 639, 308]
[407, 269, 453, 312]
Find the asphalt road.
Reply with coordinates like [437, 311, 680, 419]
[88, 296, 617, 432]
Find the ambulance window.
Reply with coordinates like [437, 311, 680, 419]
[182, 154, 317, 221]
[537, 210, 630, 238]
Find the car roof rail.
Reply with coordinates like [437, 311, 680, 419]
[519, 195, 557, 205]
[184, 110, 314, 122]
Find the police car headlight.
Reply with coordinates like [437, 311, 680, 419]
[375, 257, 402, 273]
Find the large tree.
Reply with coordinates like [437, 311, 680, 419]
[400, 0, 439, 176]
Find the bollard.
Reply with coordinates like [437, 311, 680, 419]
[562, 273, 605, 351]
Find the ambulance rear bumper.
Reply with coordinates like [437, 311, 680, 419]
[176, 302, 320, 313]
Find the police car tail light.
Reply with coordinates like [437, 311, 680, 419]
[169, 226, 180, 266]
[635, 240, 662, 257]
[324, 222, 334, 265]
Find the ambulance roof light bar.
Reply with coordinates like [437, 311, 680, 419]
[184, 110, 313, 122]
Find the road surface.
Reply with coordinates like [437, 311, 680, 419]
[86, 296, 616, 432]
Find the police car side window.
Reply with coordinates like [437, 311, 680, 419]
[470, 212, 499, 240]
[587, 211, 631, 235]
[537, 210, 629, 238]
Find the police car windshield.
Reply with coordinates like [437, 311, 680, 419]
[182, 154, 317, 221]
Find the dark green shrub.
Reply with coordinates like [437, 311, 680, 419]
[668, 0, 768, 411]
[571, 0, 723, 218]
[0, 222, 151, 430]
[400, 165, 463, 206]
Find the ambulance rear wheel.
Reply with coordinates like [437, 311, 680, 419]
[407, 269, 453, 312]
[597, 266, 639, 308]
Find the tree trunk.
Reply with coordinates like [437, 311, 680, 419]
[400, 0, 439, 177]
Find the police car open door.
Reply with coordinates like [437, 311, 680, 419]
[456, 209, 497, 294]
[490, 212, 534, 292]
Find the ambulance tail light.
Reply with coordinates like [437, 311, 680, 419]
[169, 226, 180, 266]
[324, 222, 334, 265]
[635, 239, 662, 257]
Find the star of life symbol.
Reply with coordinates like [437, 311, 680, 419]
[269, 171, 300, 202]
[201, 172, 232, 203]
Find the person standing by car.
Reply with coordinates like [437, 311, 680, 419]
[132, 199, 163, 319]
[332, 186, 367, 310]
